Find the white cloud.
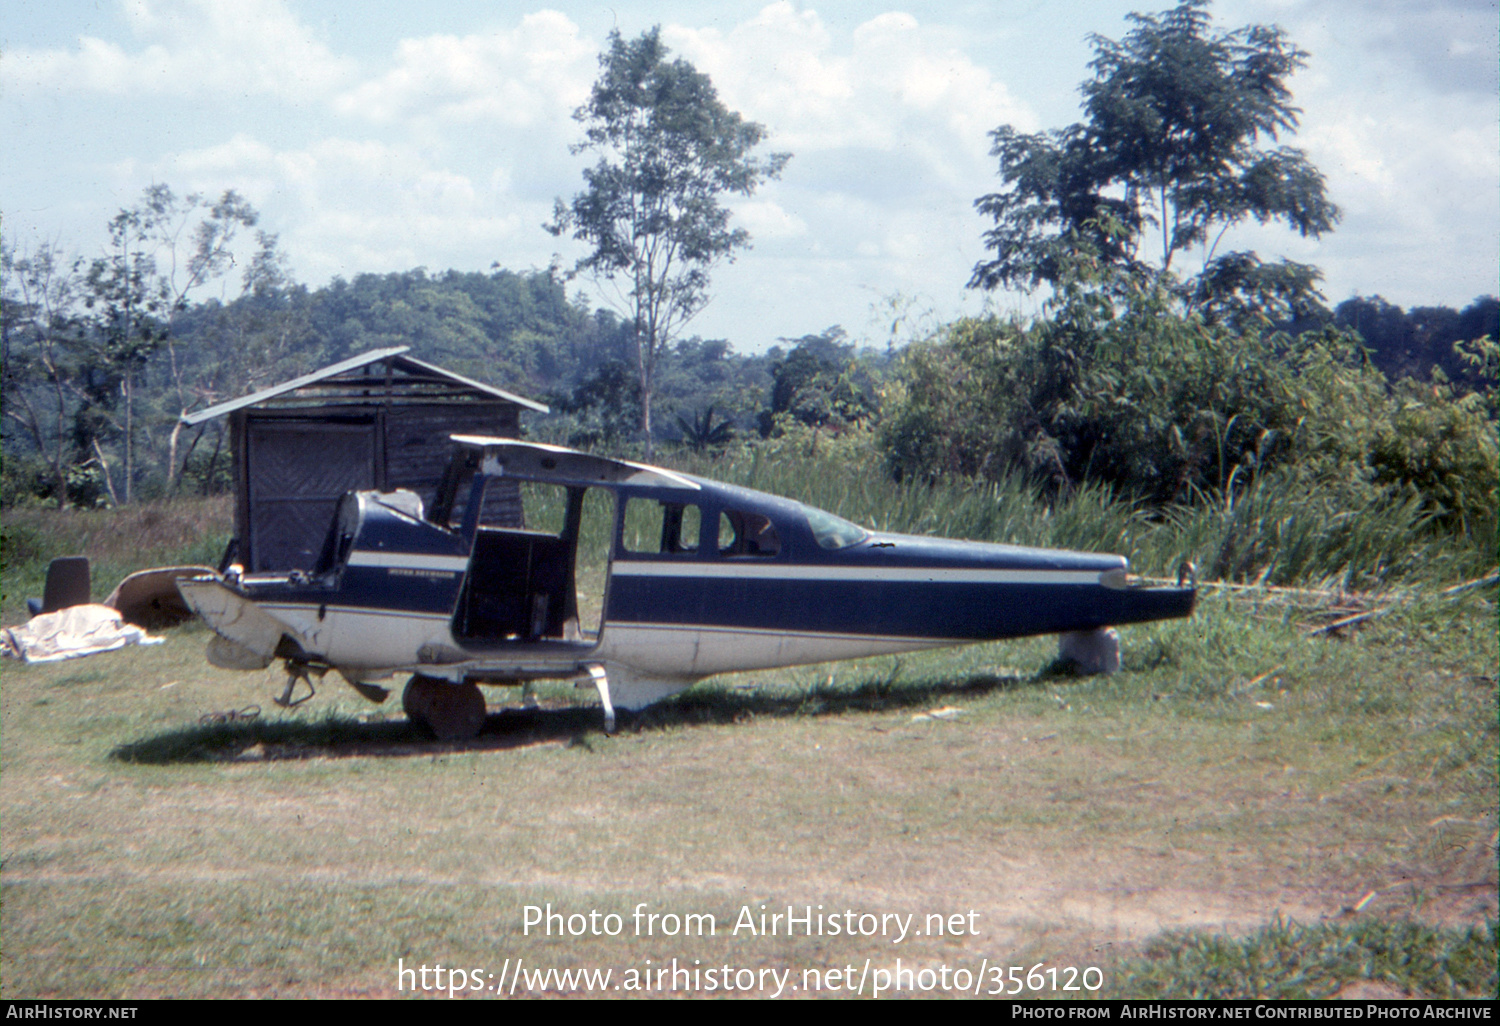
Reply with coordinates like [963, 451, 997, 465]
[1318, 121, 1497, 303]
[2, 0, 356, 101]
[331, 11, 596, 129]
[664, 2, 1035, 159]
[649, 1, 1037, 321]
[143, 133, 550, 282]
[3, 0, 1492, 341]
[727, 198, 808, 240]
[1278, 13, 1500, 304]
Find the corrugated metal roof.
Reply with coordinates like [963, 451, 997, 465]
[395, 353, 549, 413]
[181, 347, 549, 425]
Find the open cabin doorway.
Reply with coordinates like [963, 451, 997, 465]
[573, 486, 613, 639]
[449, 477, 615, 647]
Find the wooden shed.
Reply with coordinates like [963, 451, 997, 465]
[183, 347, 548, 572]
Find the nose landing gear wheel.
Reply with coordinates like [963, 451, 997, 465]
[402, 675, 487, 741]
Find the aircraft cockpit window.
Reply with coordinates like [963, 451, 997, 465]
[622, 499, 703, 555]
[434, 460, 529, 531]
[435, 461, 479, 529]
[803, 505, 868, 550]
[718, 510, 781, 557]
[669, 504, 702, 553]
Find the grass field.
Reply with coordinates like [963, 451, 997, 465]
[3, 531, 1495, 997]
[0, 497, 232, 626]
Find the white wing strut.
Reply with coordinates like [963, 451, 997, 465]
[581, 664, 615, 734]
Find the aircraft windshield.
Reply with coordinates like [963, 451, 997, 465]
[803, 505, 868, 550]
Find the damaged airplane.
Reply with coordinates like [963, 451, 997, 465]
[178, 437, 1196, 739]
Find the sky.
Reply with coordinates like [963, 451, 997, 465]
[2, 0, 1496, 354]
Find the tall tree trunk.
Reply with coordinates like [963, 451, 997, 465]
[637, 324, 654, 459]
[91, 438, 120, 506]
[166, 415, 185, 492]
[51, 370, 68, 510]
[123, 366, 134, 504]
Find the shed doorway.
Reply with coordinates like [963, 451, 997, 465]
[246, 417, 375, 571]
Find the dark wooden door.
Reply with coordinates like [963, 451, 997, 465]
[246, 418, 376, 570]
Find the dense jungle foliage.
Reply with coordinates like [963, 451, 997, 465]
[2, 233, 1494, 518]
[5, 234, 1495, 592]
[880, 252, 1498, 544]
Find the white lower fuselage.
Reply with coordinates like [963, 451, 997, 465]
[187, 580, 947, 710]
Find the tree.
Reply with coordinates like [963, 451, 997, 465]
[2, 242, 93, 507]
[759, 327, 881, 437]
[154, 188, 265, 490]
[675, 405, 735, 452]
[884, 251, 1393, 511]
[84, 201, 172, 504]
[549, 27, 789, 454]
[1333, 294, 1500, 389]
[969, 0, 1338, 313]
[82, 185, 264, 500]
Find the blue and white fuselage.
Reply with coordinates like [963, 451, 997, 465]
[178, 437, 1195, 737]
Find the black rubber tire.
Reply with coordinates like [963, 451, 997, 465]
[404, 676, 486, 740]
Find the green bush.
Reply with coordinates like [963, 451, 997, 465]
[882, 257, 1391, 503]
[879, 253, 1497, 567]
[1371, 388, 1498, 538]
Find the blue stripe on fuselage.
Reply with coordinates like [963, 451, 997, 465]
[242, 564, 463, 615]
[606, 566, 1192, 639]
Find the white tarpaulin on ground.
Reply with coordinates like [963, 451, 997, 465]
[1, 604, 162, 664]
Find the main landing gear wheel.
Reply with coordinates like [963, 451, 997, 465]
[402, 675, 487, 741]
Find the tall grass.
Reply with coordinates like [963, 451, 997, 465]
[3, 445, 1489, 627]
[1, 495, 232, 623]
[665, 447, 1494, 589]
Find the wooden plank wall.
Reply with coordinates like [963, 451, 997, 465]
[231, 402, 525, 571]
[384, 403, 522, 527]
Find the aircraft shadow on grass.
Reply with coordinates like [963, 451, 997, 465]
[109, 668, 1050, 765]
